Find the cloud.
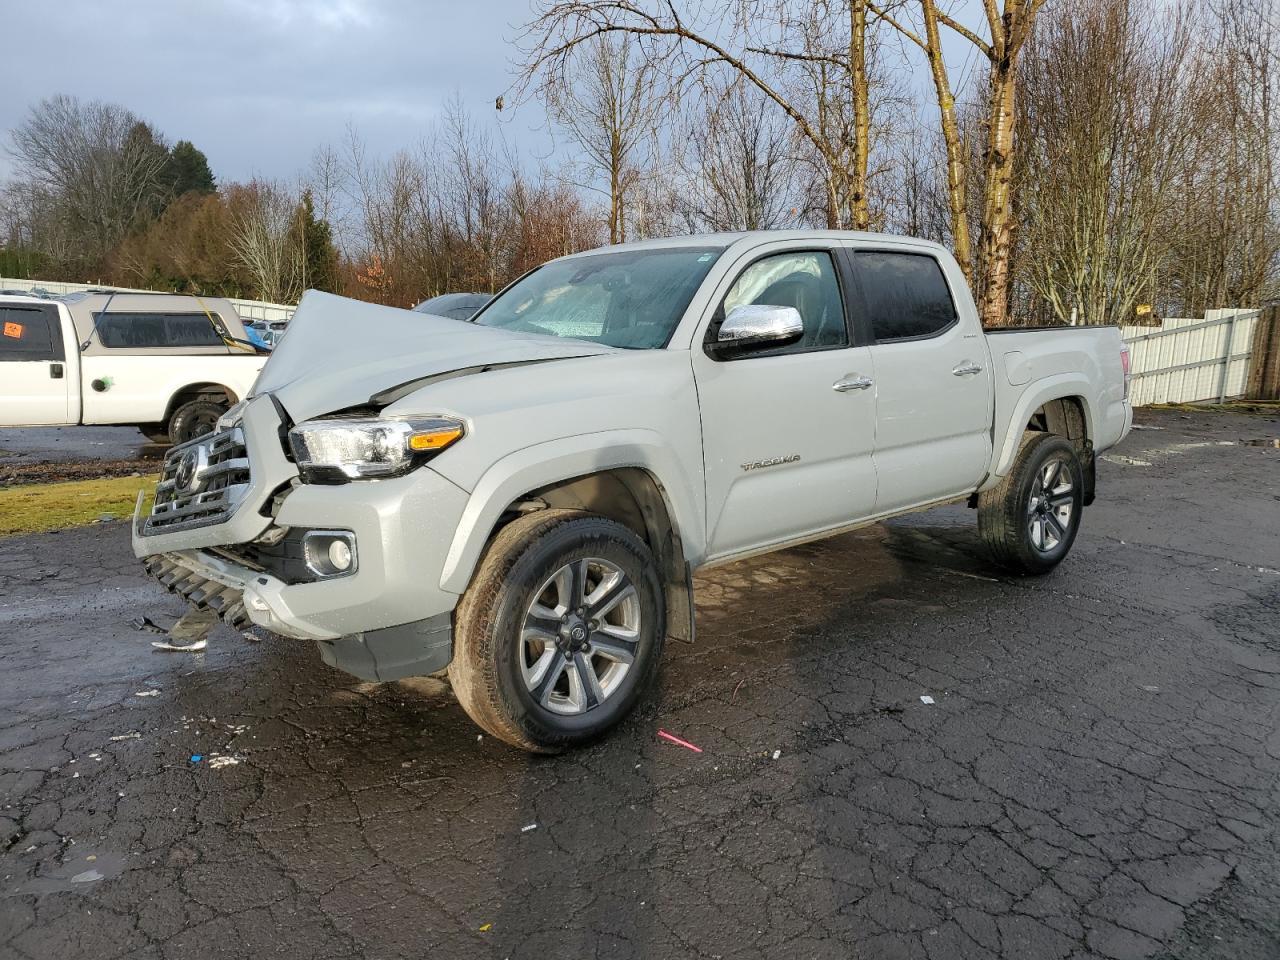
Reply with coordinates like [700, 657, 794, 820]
[0, 0, 549, 184]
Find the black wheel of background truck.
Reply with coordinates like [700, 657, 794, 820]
[978, 432, 1084, 575]
[167, 399, 225, 445]
[449, 508, 666, 753]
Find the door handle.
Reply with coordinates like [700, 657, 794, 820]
[833, 375, 874, 392]
[49, 362, 64, 379]
[952, 362, 984, 376]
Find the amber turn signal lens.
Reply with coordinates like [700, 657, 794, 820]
[408, 426, 463, 451]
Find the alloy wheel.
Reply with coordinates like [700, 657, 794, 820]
[1026, 456, 1075, 553]
[520, 557, 641, 715]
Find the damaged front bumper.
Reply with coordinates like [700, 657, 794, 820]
[132, 394, 471, 681]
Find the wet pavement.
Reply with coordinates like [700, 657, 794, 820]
[1, 407, 1278, 960]
[0, 426, 164, 466]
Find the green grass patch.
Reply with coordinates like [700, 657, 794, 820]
[0, 474, 159, 537]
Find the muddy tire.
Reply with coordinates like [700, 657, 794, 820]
[449, 509, 665, 753]
[978, 432, 1084, 576]
[167, 399, 225, 445]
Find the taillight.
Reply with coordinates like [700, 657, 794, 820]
[1120, 345, 1132, 399]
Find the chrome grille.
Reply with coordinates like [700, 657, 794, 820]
[144, 427, 251, 533]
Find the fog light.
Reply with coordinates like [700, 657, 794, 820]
[327, 539, 353, 571]
[302, 530, 358, 579]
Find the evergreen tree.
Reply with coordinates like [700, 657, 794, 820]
[293, 189, 339, 293]
[166, 141, 216, 197]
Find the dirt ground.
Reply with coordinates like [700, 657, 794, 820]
[1, 407, 1277, 960]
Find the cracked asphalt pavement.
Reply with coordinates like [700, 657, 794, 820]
[2, 407, 1278, 960]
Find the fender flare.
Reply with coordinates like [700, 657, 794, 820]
[437, 429, 704, 595]
[993, 376, 1097, 477]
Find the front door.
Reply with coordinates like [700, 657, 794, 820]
[0, 303, 71, 425]
[692, 247, 878, 560]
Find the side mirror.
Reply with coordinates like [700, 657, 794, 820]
[717, 304, 804, 348]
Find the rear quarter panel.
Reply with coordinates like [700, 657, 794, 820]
[987, 327, 1131, 479]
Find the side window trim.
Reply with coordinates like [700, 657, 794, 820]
[702, 246, 852, 362]
[850, 248, 960, 345]
[92, 311, 228, 350]
[0, 304, 65, 362]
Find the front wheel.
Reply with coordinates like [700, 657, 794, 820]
[449, 509, 666, 753]
[978, 433, 1084, 575]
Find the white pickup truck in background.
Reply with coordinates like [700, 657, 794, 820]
[0, 291, 268, 445]
[133, 230, 1133, 752]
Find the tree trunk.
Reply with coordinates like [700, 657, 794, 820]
[920, 0, 973, 282]
[978, 57, 1018, 327]
[850, 0, 871, 230]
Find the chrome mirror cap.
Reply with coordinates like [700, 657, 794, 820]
[718, 304, 804, 345]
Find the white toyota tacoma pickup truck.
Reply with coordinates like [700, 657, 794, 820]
[132, 231, 1132, 751]
[1, 292, 267, 444]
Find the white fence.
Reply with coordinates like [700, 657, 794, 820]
[0, 276, 296, 324]
[1121, 309, 1259, 406]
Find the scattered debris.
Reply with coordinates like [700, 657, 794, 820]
[771, 749, 782, 760]
[1101, 454, 1153, 467]
[208, 756, 240, 769]
[731, 678, 748, 703]
[479, 923, 492, 933]
[657, 729, 703, 753]
[1129, 424, 1164, 430]
[70, 870, 103, 884]
[189, 755, 203, 763]
[521, 823, 538, 833]
[920, 695, 935, 705]
[131, 616, 168, 635]
[108, 732, 141, 741]
[151, 638, 208, 653]
[1141, 685, 1160, 692]
[946, 569, 1002, 583]
[151, 605, 219, 653]
[134, 689, 160, 698]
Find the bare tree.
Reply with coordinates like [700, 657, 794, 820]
[678, 79, 802, 231]
[870, 1, 1049, 325]
[7, 95, 171, 267]
[518, 0, 878, 230]
[536, 34, 663, 242]
[1017, 0, 1200, 325]
[1165, 0, 1279, 312]
[225, 179, 305, 304]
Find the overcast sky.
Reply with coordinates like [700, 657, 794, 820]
[0, 0, 549, 184]
[1, 0, 987, 188]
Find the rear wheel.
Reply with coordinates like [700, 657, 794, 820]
[449, 509, 665, 753]
[978, 433, 1084, 575]
[167, 399, 225, 445]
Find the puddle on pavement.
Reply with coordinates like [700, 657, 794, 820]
[16, 850, 129, 895]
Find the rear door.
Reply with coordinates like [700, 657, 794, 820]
[850, 250, 993, 512]
[692, 244, 879, 560]
[0, 303, 72, 425]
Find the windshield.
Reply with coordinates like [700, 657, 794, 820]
[473, 246, 724, 349]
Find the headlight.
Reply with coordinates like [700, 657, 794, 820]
[288, 416, 464, 482]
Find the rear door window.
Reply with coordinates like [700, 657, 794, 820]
[94, 312, 226, 349]
[854, 252, 957, 342]
[0, 304, 64, 361]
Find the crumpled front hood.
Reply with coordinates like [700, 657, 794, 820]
[251, 290, 616, 421]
